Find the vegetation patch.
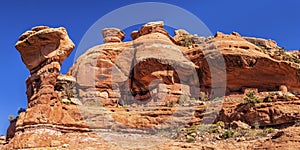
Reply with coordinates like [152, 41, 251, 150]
[244, 91, 262, 103]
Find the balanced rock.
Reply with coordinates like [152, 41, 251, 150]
[9, 27, 88, 150]
[102, 28, 125, 43]
[15, 26, 74, 72]
[130, 21, 169, 40]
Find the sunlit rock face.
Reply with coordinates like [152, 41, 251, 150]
[69, 21, 198, 108]
[3, 21, 300, 149]
[6, 26, 89, 149]
[15, 26, 74, 72]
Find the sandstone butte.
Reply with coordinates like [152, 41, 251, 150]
[1, 21, 300, 150]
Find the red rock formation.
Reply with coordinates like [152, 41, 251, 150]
[3, 22, 300, 149]
[102, 28, 125, 43]
[218, 101, 300, 127]
[3, 26, 90, 149]
[6, 118, 17, 142]
[69, 21, 198, 108]
[184, 31, 300, 94]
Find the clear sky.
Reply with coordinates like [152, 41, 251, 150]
[0, 0, 300, 135]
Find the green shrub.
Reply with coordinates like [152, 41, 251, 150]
[8, 115, 15, 121]
[274, 48, 285, 55]
[208, 125, 220, 134]
[234, 128, 250, 137]
[199, 92, 208, 101]
[222, 130, 234, 139]
[259, 46, 267, 52]
[65, 101, 71, 105]
[187, 136, 195, 143]
[212, 97, 223, 101]
[61, 84, 75, 99]
[281, 53, 300, 64]
[185, 125, 200, 133]
[264, 95, 273, 102]
[87, 101, 102, 107]
[61, 99, 71, 105]
[244, 91, 262, 103]
[265, 127, 275, 133]
[216, 121, 225, 128]
[283, 94, 291, 101]
[264, 93, 275, 102]
[294, 57, 300, 63]
[190, 97, 196, 101]
[182, 35, 194, 47]
[209, 127, 219, 134]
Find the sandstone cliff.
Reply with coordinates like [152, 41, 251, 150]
[1, 21, 300, 149]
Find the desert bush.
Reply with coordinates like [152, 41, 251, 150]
[187, 136, 195, 143]
[208, 125, 220, 134]
[190, 97, 196, 101]
[199, 92, 208, 101]
[274, 47, 285, 55]
[216, 121, 225, 128]
[263, 93, 276, 102]
[87, 101, 102, 107]
[8, 115, 15, 122]
[293, 57, 300, 63]
[182, 35, 194, 47]
[265, 127, 275, 133]
[283, 94, 291, 101]
[234, 128, 251, 137]
[281, 53, 300, 64]
[244, 91, 262, 103]
[185, 125, 200, 133]
[212, 97, 223, 101]
[222, 130, 234, 139]
[62, 83, 75, 99]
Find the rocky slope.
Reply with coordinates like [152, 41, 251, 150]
[1, 21, 300, 149]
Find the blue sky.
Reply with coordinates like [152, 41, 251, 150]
[0, 0, 300, 135]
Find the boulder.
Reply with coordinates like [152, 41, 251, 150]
[130, 21, 170, 40]
[279, 85, 288, 93]
[230, 120, 250, 129]
[102, 28, 125, 43]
